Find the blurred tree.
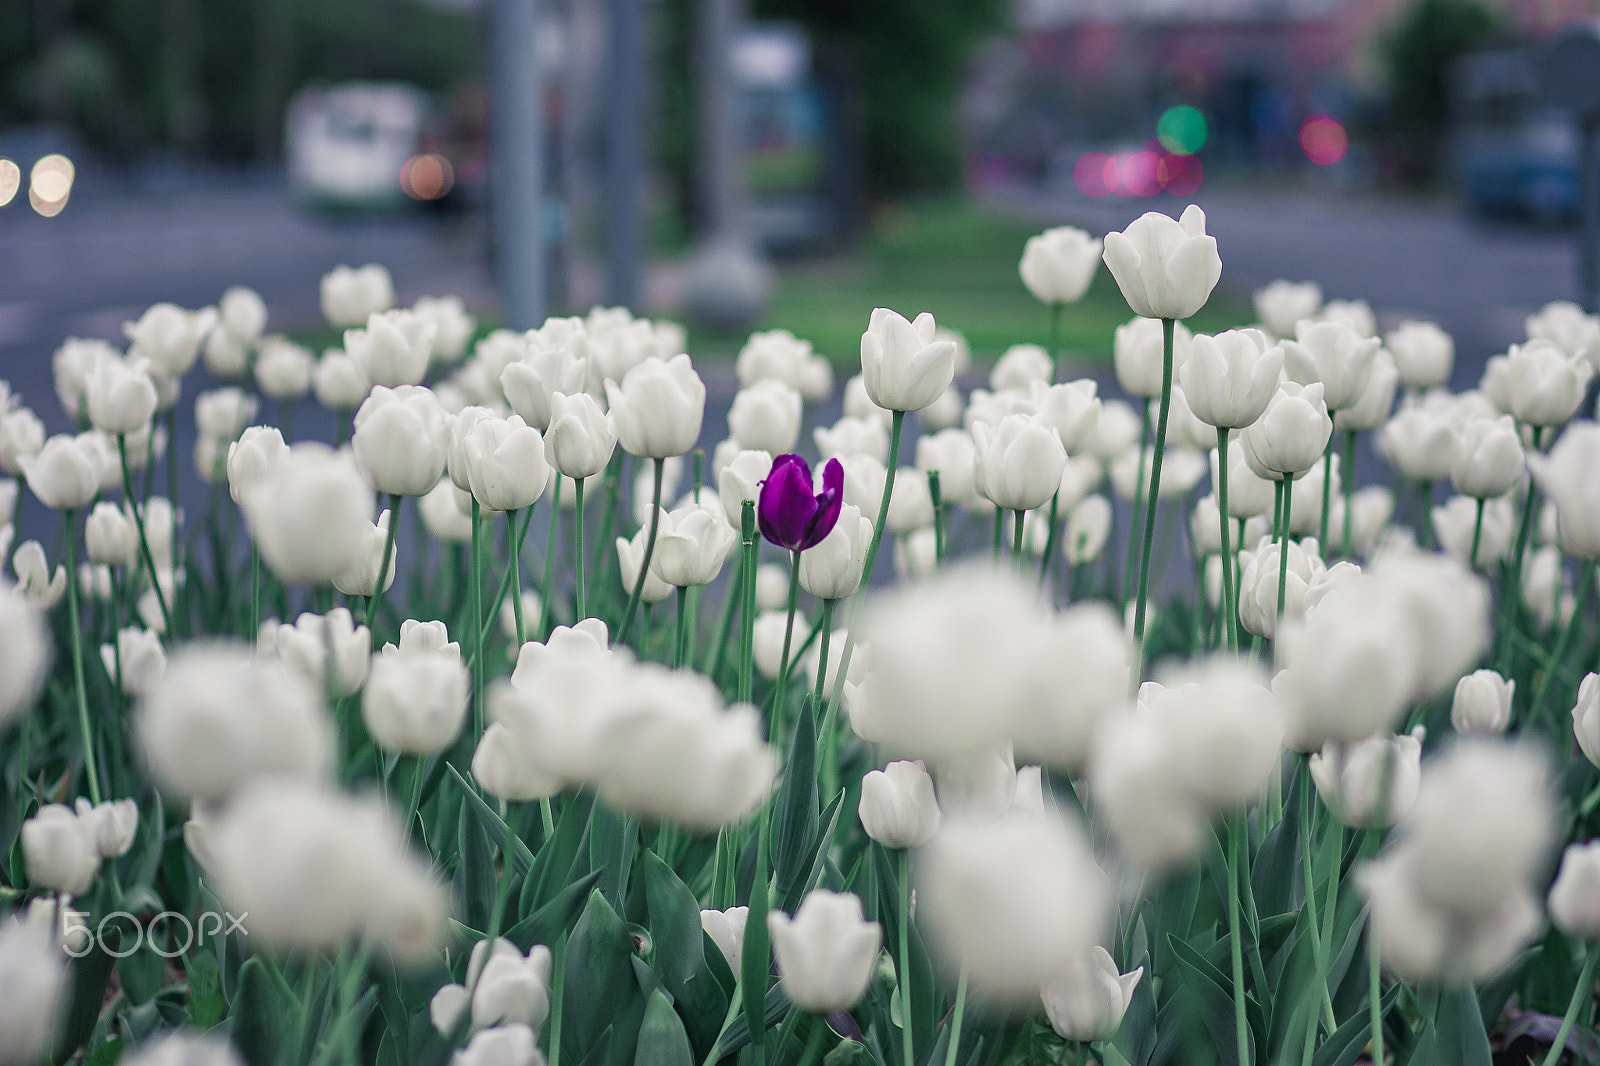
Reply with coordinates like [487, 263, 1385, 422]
[756, 0, 1004, 197]
[0, 0, 477, 163]
[1378, 0, 1502, 184]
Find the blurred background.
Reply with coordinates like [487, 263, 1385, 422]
[2, 0, 1598, 389]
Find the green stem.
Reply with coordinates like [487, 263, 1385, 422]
[943, 966, 969, 1066]
[992, 507, 1003, 559]
[1050, 301, 1062, 361]
[706, 557, 744, 680]
[1369, 917, 1384, 1066]
[1418, 481, 1435, 549]
[1217, 428, 1238, 653]
[1319, 436, 1334, 550]
[795, 1015, 828, 1066]
[1340, 430, 1356, 559]
[1012, 508, 1027, 559]
[509, 508, 526, 645]
[1299, 764, 1338, 1033]
[1132, 319, 1176, 664]
[1276, 474, 1295, 624]
[549, 933, 568, 1066]
[929, 472, 945, 564]
[618, 458, 665, 644]
[1531, 560, 1595, 731]
[63, 511, 102, 805]
[1468, 497, 1486, 572]
[119, 434, 171, 635]
[1501, 428, 1544, 673]
[738, 502, 759, 706]
[1227, 817, 1249, 1066]
[471, 498, 484, 737]
[771, 551, 803, 744]
[542, 474, 562, 637]
[674, 585, 689, 669]
[898, 848, 915, 1066]
[573, 475, 587, 619]
[1122, 397, 1152, 612]
[250, 545, 261, 641]
[1539, 940, 1600, 1066]
[366, 494, 402, 647]
[477, 506, 538, 650]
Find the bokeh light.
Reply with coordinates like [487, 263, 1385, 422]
[1299, 115, 1348, 166]
[1160, 153, 1204, 197]
[400, 153, 454, 201]
[0, 159, 18, 207]
[1119, 150, 1163, 197]
[30, 154, 74, 205]
[1157, 105, 1208, 156]
[1074, 151, 1111, 197]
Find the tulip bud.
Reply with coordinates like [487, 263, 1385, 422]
[86, 358, 159, 435]
[240, 443, 374, 586]
[859, 308, 957, 412]
[12, 541, 64, 610]
[617, 521, 673, 606]
[1236, 536, 1355, 639]
[1177, 328, 1284, 430]
[1378, 405, 1457, 484]
[226, 425, 288, 506]
[313, 350, 371, 411]
[1241, 381, 1331, 480]
[468, 939, 553, 1031]
[1548, 841, 1600, 939]
[254, 340, 314, 401]
[767, 890, 881, 1012]
[1386, 320, 1454, 390]
[363, 645, 470, 756]
[85, 501, 137, 567]
[410, 295, 474, 364]
[796, 502, 872, 601]
[352, 385, 452, 497]
[1020, 225, 1102, 305]
[1102, 205, 1222, 321]
[858, 760, 941, 849]
[990, 344, 1053, 392]
[1529, 423, 1600, 559]
[1309, 728, 1424, 830]
[716, 448, 772, 529]
[544, 392, 616, 480]
[0, 405, 46, 476]
[815, 415, 889, 465]
[1449, 414, 1523, 499]
[653, 504, 737, 587]
[915, 429, 978, 506]
[332, 509, 397, 598]
[0, 920, 68, 1066]
[895, 527, 938, 580]
[461, 415, 550, 513]
[973, 413, 1068, 512]
[1333, 348, 1399, 433]
[1064, 495, 1111, 564]
[1574, 673, 1600, 770]
[1283, 319, 1380, 412]
[1041, 947, 1142, 1044]
[700, 907, 749, 979]
[0, 582, 48, 728]
[258, 609, 371, 699]
[74, 797, 138, 858]
[1451, 669, 1513, 736]
[321, 264, 395, 328]
[605, 354, 706, 459]
[728, 380, 803, 455]
[1505, 339, 1593, 427]
[124, 303, 215, 378]
[20, 434, 102, 511]
[1113, 316, 1192, 399]
[1253, 279, 1322, 338]
[346, 309, 435, 388]
[21, 804, 100, 894]
[737, 329, 832, 400]
[100, 626, 166, 696]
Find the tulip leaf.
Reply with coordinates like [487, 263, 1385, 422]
[117, 941, 167, 1006]
[772, 698, 820, 897]
[1408, 984, 1492, 1066]
[741, 848, 772, 1066]
[1310, 982, 1400, 1066]
[634, 987, 694, 1066]
[446, 763, 537, 876]
[720, 984, 792, 1055]
[563, 889, 643, 1066]
[455, 793, 496, 935]
[592, 803, 640, 910]
[228, 957, 281, 1066]
[530, 790, 597, 913]
[502, 868, 604, 952]
[784, 790, 846, 916]
[1166, 933, 1258, 1066]
[640, 850, 728, 1056]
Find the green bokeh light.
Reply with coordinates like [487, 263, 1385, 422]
[1157, 106, 1208, 156]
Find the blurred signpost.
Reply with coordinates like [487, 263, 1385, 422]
[1545, 23, 1600, 312]
[492, 0, 546, 329]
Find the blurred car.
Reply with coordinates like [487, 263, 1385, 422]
[286, 82, 484, 213]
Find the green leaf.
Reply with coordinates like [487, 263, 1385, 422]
[455, 791, 497, 934]
[56, 941, 118, 1064]
[1167, 933, 1257, 1066]
[720, 984, 792, 1055]
[529, 791, 597, 914]
[186, 950, 226, 1030]
[563, 889, 643, 1066]
[1409, 985, 1492, 1066]
[591, 803, 639, 910]
[1310, 983, 1401, 1066]
[633, 988, 694, 1066]
[84, 1037, 125, 1066]
[771, 698, 819, 896]
[117, 944, 166, 1007]
[502, 869, 604, 952]
[447, 763, 536, 876]
[784, 791, 846, 914]
[228, 957, 282, 1066]
[640, 851, 728, 1056]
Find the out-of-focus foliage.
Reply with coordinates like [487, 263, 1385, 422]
[0, 0, 477, 161]
[1377, 0, 1501, 183]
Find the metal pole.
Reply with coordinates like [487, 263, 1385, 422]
[1582, 114, 1600, 312]
[605, 0, 644, 310]
[492, 0, 546, 329]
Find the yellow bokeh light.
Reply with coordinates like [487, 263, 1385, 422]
[0, 159, 19, 207]
[30, 154, 75, 205]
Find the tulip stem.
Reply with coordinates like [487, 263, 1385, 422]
[471, 497, 484, 738]
[674, 586, 689, 669]
[250, 544, 261, 642]
[1226, 817, 1249, 1066]
[542, 474, 562, 637]
[992, 508, 1003, 559]
[548, 932, 568, 1066]
[63, 510, 103, 805]
[706, 557, 744, 681]
[929, 472, 945, 564]
[477, 506, 537, 650]
[573, 475, 586, 619]
[509, 508, 526, 646]
[738, 501, 759, 706]
[1501, 428, 1545, 673]
[943, 965, 969, 1066]
[1038, 491, 1061, 593]
[1122, 397, 1152, 612]
[1318, 436, 1335, 550]
[1275, 475, 1295, 624]
[1216, 428, 1239, 653]
[1540, 940, 1600, 1066]
[618, 458, 665, 645]
[1012, 509, 1027, 559]
[365, 494, 402, 647]
[119, 433, 172, 636]
[796, 1015, 829, 1066]
[771, 551, 804, 741]
[1418, 481, 1435, 549]
[1531, 560, 1595, 732]
[1368, 921, 1384, 1066]
[898, 848, 916, 1066]
[1339, 431, 1357, 559]
[1468, 497, 1486, 572]
[1132, 320, 1175, 670]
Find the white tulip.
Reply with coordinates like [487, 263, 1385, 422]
[1041, 947, 1143, 1044]
[1548, 841, 1600, 939]
[1432, 494, 1513, 569]
[859, 308, 957, 413]
[1241, 381, 1331, 480]
[257, 609, 371, 699]
[85, 501, 137, 567]
[1101, 205, 1223, 321]
[716, 448, 772, 528]
[700, 907, 749, 979]
[653, 503, 737, 588]
[86, 357, 158, 435]
[1253, 279, 1322, 338]
[1309, 728, 1423, 829]
[124, 302, 215, 378]
[1319, 299, 1377, 338]
[241, 443, 374, 585]
[973, 413, 1068, 512]
[543, 392, 616, 480]
[814, 416, 888, 465]
[1574, 673, 1600, 769]
[605, 354, 706, 459]
[320, 264, 395, 328]
[0, 405, 45, 476]
[990, 344, 1054, 392]
[1505, 339, 1593, 427]
[1386, 320, 1454, 390]
[0, 920, 68, 1066]
[767, 890, 881, 1012]
[0, 582, 48, 728]
[352, 385, 452, 497]
[736, 330, 833, 401]
[254, 340, 313, 401]
[1333, 348, 1399, 433]
[799, 503, 873, 600]
[728, 380, 803, 454]
[1113, 316, 1192, 399]
[1064, 494, 1112, 564]
[859, 760, 941, 849]
[11, 541, 64, 610]
[100, 626, 166, 696]
[226, 425, 288, 506]
[461, 415, 550, 512]
[1283, 319, 1380, 412]
[20, 434, 101, 511]
[22, 804, 100, 894]
[1020, 225, 1102, 305]
[412, 295, 474, 364]
[1529, 422, 1600, 559]
[1451, 669, 1513, 736]
[332, 509, 397, 598]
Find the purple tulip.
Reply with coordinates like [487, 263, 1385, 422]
[758, 454, 844, 552]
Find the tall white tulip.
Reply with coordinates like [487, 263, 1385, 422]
[859, 308, 957, 412]
[1253, 280, 1322, 339]
[1386, 320, 1454, 390]
[728, 379, 803, 454]
[1241, 381, 1332, 480]
[1101, 205, 1222, 321]
[1020, 225, 1102, 305]
[858, 760, 941, 849]
[1283, 319, 1380, 412]
[605, 355, 706, 458]
[320, 264, 395, 328]
[1529, 423, 1600, 559]
[543, 392, 616, 480]
[1178, 328, 1284, 430]
[351, 385, 451, 497]
[461, 415, 550, 512]
[346, 309, 434, 388]
[1041, 947, 1143, 1044]
[767, 890, 881, 1012]
[973, 413, 1068, 512]
[799, 503, 873, 600]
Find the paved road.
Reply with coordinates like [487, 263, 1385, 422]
[990, 181, 1585, 390]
